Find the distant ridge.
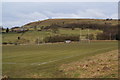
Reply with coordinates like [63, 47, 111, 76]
[22, 18, 118, 29]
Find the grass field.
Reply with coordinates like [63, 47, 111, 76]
[2, 41, 118, 78]
[2, 28, 102, 43]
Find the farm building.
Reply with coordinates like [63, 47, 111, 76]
[11, 27, 27, 32]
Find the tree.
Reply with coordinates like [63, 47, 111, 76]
[41, 26, 44, 31]
[63, 22, 65, 24]
[50, 24, 59, 34]
[6, 28, 9, 33]
[71, 26, 75, 30]
[96, 33, 110, 40]
[86, 34, 94, 40]
[18, 37, 20, 40]
[34, 26, 37, 30]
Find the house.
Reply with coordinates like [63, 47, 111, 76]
[11, 27, 21, 32]
[11, 27, 27, 32]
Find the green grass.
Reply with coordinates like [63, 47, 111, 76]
[2, 32, 22, 43]
[59, 28, 102, 35]
[2, 28, 102, 43]
[2, 41, 118, 78]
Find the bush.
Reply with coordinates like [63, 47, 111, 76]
[17, 38, 30, 44]
[44, 35, 79, 43]
[86, 34, 95, 40]
[35, 39, 43, 44]
[96, 33, 110, 40]
[96, 32, 118, 40]
[2, 42, 8, 45]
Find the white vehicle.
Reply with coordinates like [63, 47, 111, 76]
[65, 40, 71, 43]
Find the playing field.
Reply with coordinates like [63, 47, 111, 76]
[2, 41, 118, 78]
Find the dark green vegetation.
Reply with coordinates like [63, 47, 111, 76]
[3, 41, 118, 78]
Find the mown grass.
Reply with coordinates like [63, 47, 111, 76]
[2, 41, 118, 78]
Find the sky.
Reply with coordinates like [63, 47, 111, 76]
[1, 2, 118, 28]
[2, 0, 120, 2]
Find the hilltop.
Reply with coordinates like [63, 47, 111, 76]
[22, 18, 118, 29]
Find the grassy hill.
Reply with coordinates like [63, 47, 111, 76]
[3, 28, 102, 43]
[22, 19, 118, 29]
[2, 19, 118, 78]
[2, 18, 118, 44]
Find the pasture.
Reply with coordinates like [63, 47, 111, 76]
[2, 28, 102, 43]
[2, 41, 118, 78]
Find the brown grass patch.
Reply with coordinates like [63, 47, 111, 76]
[59, 50, 118, 78]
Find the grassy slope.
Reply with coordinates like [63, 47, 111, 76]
[2, 32, 21, 43]
[23, 19, 118, 28]
[2, 28, 102, 43]
[3, 18, 118, 43]
[2, 41, 118, 78]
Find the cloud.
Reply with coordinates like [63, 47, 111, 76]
[44, 11, 78, 18]
[3, 21, 23, 27]
[77, 9, 107, 18]
[17, 12, 48, 20]
[45, 9, 118, 19]
[110, 13, 118, 19]
[3, 12, 49, 28]
[2, 0, 119, 2]
[44, 9, 108, 19]
[3, 9, 118, 28]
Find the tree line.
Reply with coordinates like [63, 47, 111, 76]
[46, 23, 119, 40]
[44, 35, 79, 43]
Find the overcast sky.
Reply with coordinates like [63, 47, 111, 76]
[2, 2, 118, 28]
[2, 0, 119, 2]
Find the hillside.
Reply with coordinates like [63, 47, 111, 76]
[3, 28, 102, 44]
[2, 18, 118, 44]
[22, 18, 118, 29]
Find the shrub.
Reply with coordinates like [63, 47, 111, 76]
[17, 38, 30, 44]
[44, 35, 79, 43]
[35, 38, 43, 44]
[2, 42, 8, 45]
[86, 34, 95, 40]
[96, 33, 110, 40]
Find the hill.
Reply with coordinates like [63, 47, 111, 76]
[3, 28, 102, 44]
[22, 18, 118, 29]
[2, 18, 118, 44]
